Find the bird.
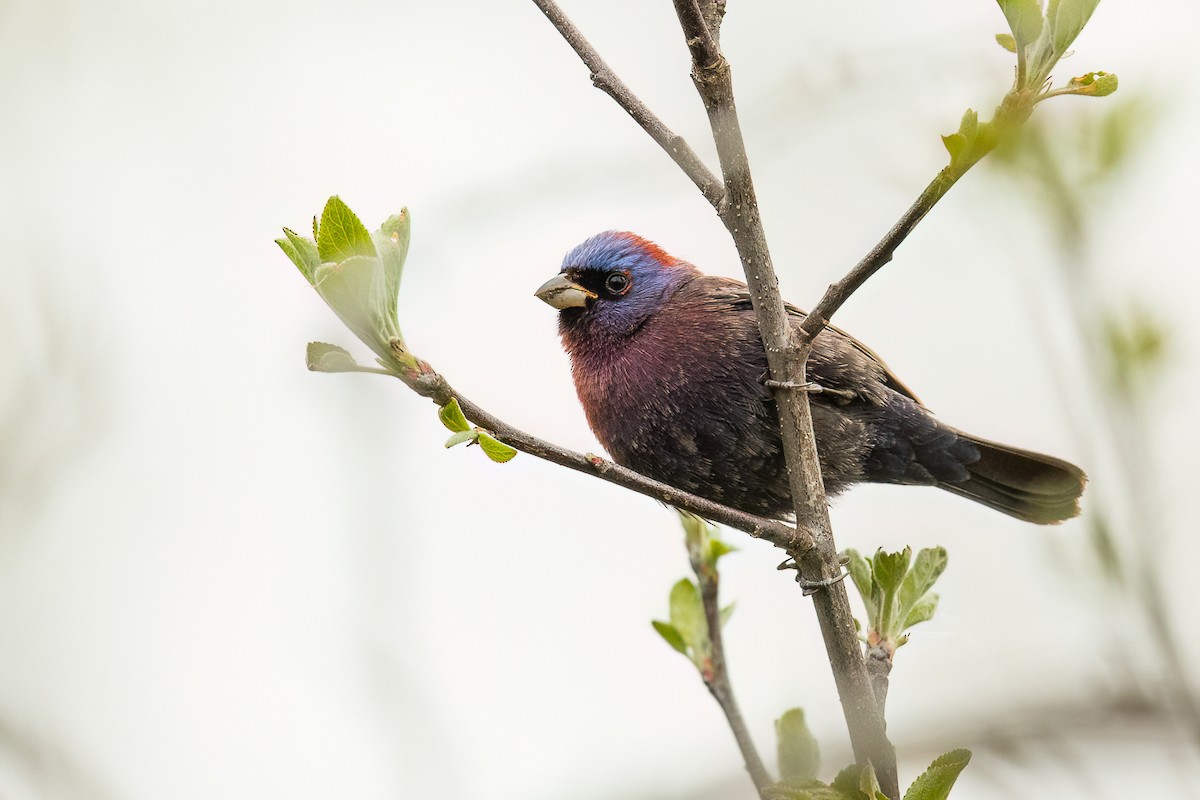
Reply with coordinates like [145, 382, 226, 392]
[534, 231, 1086, 524]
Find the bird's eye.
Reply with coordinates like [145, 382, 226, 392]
[605, 272, 631, 295]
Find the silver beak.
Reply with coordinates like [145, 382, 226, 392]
[534, 274, 597, 310]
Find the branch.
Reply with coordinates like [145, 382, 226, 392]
[530, 0, 725, 208]
[376, 358, 812, 551]
[799, 91, 1043, 345]
[697, 0, 727, 47]
[864, 639, 893, 722]
[691, 534, 772, 793]
[703, 601, 771, 794]
[675, 0, 721, 67]
[669, 2, 899, 796]
[797, 177, 950, 344]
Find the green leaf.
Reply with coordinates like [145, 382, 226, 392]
[942, 109, 984, 171]
[763, 783, 812, 800]
[668, 578, 707, 653]
[374, 209, 411, 339]
[379, 210, 411, 252]
[776, 708, 820, 782]
[1048, 0, 1099, 56]
[477, 433, 518, 463]
[276, 236, 302, 272]
[678, 511, 735, 568]
[973, 120, 1001, 157]
[845, 549, 876, 633]
[830, 765, 864, 796]
[764, 781, 856, 800]
[846, 545, 946, 641]
[996, 0, 1045, 50]
[678, 510, 706, 535]
[376, 211, 415, 289]
[719, 602, 736, 628]
[1065, 71, 1118, 97]
[313, 255, 390, 357]
[316, 196, 377, 264]
[903, 749, 971, 800]
[958, 109, 979, 142]
[438, 398, 470, 433]
[708, 537, 736, 563]
[652, 620, 688, 655]
[899, 547, 947, 614]
[871, 548, 910, 596]
[994, 33, 1017, 53]
[902, 593, 939, 630]
[277, 228, 323, 285]
[941, 133, 967, 163]
[680, 510, 708, 560]
[305, 341, 358, 373]
[844, 549, 873, 609]
[444, 430, 477, 449]
[284, 197, 412, 366]
[858, 763, 887, 800]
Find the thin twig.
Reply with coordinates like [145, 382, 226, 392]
[692, 550, 772, 792]
[374, 359, 812, 551]
[670, 2, 899, 795]
[797, 83, 1044, 345]
[530, 0, 725, 207]
[797, 176, 952, 345]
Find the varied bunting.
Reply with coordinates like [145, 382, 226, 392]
[535, 231, 1086, 524]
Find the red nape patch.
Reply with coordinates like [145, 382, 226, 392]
[615, 231, 679, 268]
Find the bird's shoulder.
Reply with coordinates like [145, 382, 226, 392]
[682, 275, 924, 406]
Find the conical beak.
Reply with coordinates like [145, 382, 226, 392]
[535, 274, 597, 309]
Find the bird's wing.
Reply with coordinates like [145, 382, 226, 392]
[819, 317, 924, 407]
[703, 278, 925, 407]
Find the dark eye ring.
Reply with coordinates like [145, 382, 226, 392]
[605, 272, 630, 294]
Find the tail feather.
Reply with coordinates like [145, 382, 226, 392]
[939, 432, 1087, 525]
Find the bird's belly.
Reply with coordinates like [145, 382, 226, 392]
[576, 357, 794, 518]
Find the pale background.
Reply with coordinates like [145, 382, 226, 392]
[1, 1, 1196, 798]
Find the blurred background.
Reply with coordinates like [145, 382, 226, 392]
[1, 1, 1196, 798]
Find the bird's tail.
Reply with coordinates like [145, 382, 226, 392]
[938, 433, 1087, 525]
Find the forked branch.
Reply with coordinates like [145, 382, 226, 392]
[669, 2, 899, 795]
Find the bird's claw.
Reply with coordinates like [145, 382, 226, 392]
[761, 374, 858, 404]
[777, 557, 851, 596]
[762, 377, 824, 393]
[797, 569, 850, 596]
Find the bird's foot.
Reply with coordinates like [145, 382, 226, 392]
[797, 570, 850, 596]
[762, 377, 824, 393]
[777, 556, 851, 596]
[760, 374, 856, 404]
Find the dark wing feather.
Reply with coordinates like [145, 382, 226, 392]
[702, 278, 923, 407]
[822, 319, 923, 406]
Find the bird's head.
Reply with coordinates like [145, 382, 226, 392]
[535, 231, 697, 345]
